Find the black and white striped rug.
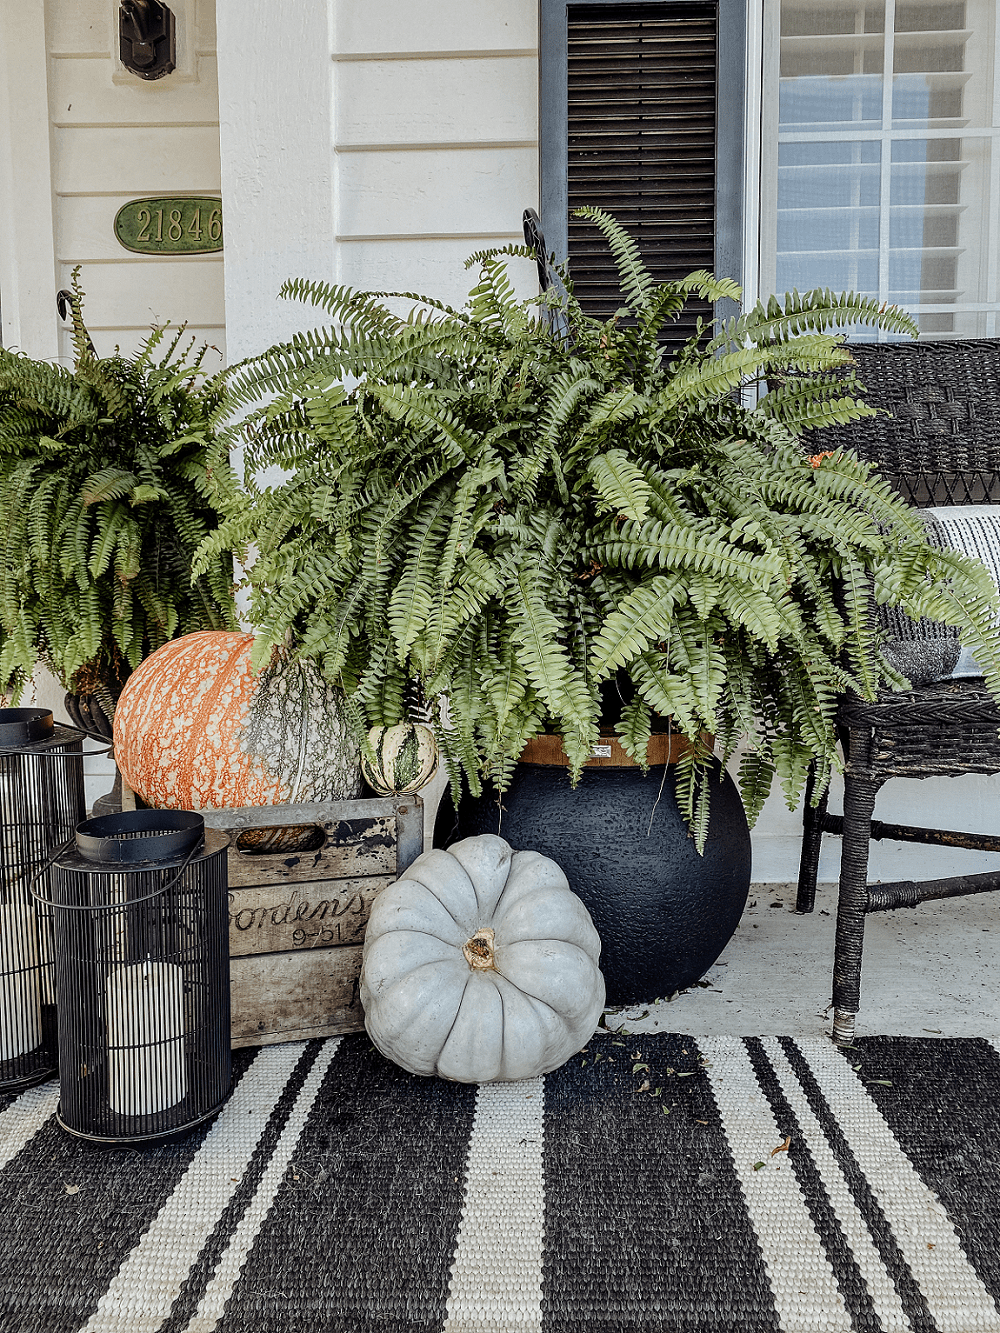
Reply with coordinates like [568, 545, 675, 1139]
[2, 1033, 1000, 1332]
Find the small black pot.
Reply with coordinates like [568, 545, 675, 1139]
[434, 759, 751, 1006]
[64, 693, 120, 815]
[63, 692, 113, 739]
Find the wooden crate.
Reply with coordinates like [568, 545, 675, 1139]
[200, 796, 423, 1048]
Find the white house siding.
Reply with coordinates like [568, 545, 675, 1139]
[334, 0, 538, 308]
[47, 0, 225, 365]
[216, 0, 537, 363]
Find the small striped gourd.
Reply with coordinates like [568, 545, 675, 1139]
[361, 722, 438, 796]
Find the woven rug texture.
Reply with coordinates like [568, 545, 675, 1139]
[0, 1032, 999, 1333]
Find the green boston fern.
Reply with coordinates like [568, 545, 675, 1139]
[0, 274, 237, 716]
[199, 208, 1000, 845]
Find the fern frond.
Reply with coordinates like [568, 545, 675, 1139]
[737, 748, 777, 828]
[614, 695, 654, 767]
[588, 449, 654, 522]
[81, 468, 140, 506]
[573, 207, 656, 311]
[589, 575, 683, 679]
[745, 289, 919, 342]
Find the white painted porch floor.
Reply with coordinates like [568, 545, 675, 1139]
[615, 879, 1000, 1041]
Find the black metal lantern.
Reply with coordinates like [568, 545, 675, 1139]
[46, 810, 231, 1145]
[0, 709, 88, 1092]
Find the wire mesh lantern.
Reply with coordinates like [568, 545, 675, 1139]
[0, 708, 88, 1092]
[45, 809, 231, 1145]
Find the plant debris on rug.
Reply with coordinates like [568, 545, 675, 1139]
[1, 1033, 999, 1332]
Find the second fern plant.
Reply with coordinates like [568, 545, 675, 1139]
[0, 276, 237, 718]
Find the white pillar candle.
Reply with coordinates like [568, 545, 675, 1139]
[0, 900, 42, 1061]
[105, 875, 132, 964]
[105, 961, 187, 1116]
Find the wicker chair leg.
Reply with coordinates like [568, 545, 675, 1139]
[796, 763, 830, 913]
[832, 1008, 857, 1045]
[831, 754, 881, 1044]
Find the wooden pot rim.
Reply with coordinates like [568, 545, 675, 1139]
[518, 731, 713, 768]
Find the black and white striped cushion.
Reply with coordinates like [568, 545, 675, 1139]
[880, 505, 1000, 685]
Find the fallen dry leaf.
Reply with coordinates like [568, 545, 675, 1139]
[65, 1184, 80, 1195]
[771, 1136, 792, 1157]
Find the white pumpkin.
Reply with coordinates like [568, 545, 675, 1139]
[360, 834, 605, 1082]
[361, 722, 438, 796]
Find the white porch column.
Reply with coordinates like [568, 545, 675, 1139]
[0, 0, 59, 360]
[215, 0, 337, 362]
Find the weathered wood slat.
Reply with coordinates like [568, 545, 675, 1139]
[224, 814, 397, 886]
[114, 791, 423, 1045]
[229, 946, 365, 1048]
[227, 874, 393, 956]
[201, 795, 417, 829]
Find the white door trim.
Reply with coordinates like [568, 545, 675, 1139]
[0, 0, 59, 360]
[216, 0, 336, 363]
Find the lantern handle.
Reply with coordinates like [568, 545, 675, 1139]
[27, 834, 205, 910]
[0, 726, 113, 757]
[65, 718, 116, 751]
[75, 726, 118, 748]
[6, 738, 115, 758]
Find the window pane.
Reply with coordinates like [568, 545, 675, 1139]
[765, 0, 999, 338]
[776, 141, 881, 294]
[779, 74, 883, 128]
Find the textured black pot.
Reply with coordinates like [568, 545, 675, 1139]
[64, 692, 121, 815]
[434, 760, 752, 1006]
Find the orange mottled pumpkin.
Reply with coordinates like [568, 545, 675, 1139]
[113, 631, 363, 810]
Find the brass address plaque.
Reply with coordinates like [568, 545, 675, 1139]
[114, 196, 223, 255]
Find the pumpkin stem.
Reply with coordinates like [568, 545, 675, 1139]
[462, 926, 496, 971]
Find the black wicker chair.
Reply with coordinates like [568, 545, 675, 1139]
[795, 338, 1000, 1043]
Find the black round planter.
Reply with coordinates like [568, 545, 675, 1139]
[434, 760, 752, 1006]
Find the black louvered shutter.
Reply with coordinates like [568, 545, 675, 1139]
[566, 2, 718, 347]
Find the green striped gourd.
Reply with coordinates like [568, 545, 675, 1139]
[362, 722, 439, 796]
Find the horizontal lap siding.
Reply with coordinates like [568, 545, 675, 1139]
[336, 57, 537, 146]
[46, 4, 217, 56]
[337, 148, 538, 238]
[48, 0, 225, 362]
[334, 0, 536, 56]
[333, 0, 539, 309]
[567, 2, 717, 346]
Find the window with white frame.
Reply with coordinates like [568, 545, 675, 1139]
[759, 0, 1000, 338]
